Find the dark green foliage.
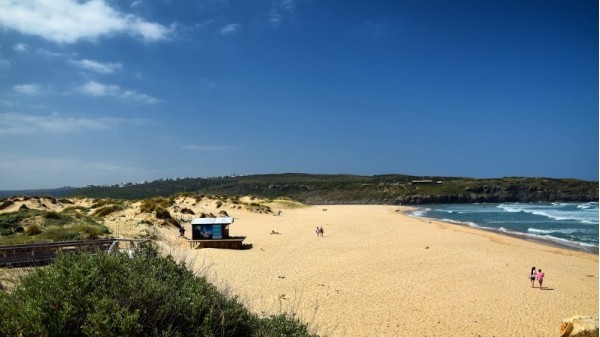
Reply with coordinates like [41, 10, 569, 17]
[91, 199, 119, 208]
[0, 200, 13, 210]
[255, 314, 318, 337]
[0, 212, 30, 236]
[92, 205, 124, 217]
[0, 248, 319, 337]
[181, 208, 195, 215]
[69, 174, 598, 204]
[40, 227, 81, 241]
[71, 224, 110, 240]
[24, 224, 41, 236]
[155, 207, 171, 220]
[0, 210, 110, 245]
[44, 211, 61, 219]
[140, 197, 173, 214]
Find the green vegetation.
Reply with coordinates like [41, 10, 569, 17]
[0, 209, 110, 245]
[68, 174, 598, 204]
[0, 200, 14, 211]
[140, 197, 174, 214]
[0, 247, 319, 337]
[92, 205, 125, 217]
[155, 207, 171, 220]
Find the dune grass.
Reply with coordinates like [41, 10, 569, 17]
[0, 247, 320, 337]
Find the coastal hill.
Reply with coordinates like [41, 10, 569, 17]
[67, 174, 597, 204]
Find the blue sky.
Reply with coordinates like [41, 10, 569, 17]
[0, 0, 597, 189]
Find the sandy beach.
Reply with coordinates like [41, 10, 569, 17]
[1, 197, 597, 336]
[153, 202, 599, 337]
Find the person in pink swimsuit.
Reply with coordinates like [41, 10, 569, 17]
[536, 269, 545, 289]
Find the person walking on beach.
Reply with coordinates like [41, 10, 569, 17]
[319, 226, 324, 237]
[316, 226, 320, 237]
[529, 266, 537, 287]
[537, 269, 545, 289]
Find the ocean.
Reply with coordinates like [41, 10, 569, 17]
[409, 202, 599, 253]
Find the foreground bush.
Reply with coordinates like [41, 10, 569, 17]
[0, 248, 319, 337]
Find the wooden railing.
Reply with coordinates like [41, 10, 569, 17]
[0, 239, 151, 267]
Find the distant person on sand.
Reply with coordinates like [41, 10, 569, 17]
[537, 269, 545, 289]
[319, 226, 324, 237]
[529, 266, 537, 287]
[316, 226, 320, 237]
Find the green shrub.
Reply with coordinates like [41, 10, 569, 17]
[181, 208, 195, 215]
[91, 199, 121, 209]
[40, 227, 81, 241]
[24, 224, 41, 236]
[140, 197, 173, 214]
[0, 248, 319, 337]
[256, 313, 319, 337]
[92, 205, 124, 217]
[44, 211, 61, 219]
[0, 200, 13, 210]
[155, 207, 171, 220]
[72, 224, 110, 240]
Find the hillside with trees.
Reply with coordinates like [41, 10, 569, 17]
[67, 174, 598, 204]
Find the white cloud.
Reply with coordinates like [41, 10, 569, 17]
[0, 112, 140, 135]
[131, 0, 143, 8]
[120, 90, 159, 104]
[0, 0, 171, 43]
[219, 23, 241, 35]
[267, 0, 295, 28]
[13, 84, 42, 95]
[71, 59, 122, 74]
[36, 48, 72, 58]
[13, 43, 28, 52]
[182, 144, 233, 152]
[78, 81, 159, 104]
[80, 81, 120, 96]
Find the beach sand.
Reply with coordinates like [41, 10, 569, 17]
[2, 197, 596, 336]
[155, 203, 598, 337]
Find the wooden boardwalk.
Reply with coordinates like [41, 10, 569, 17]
[0, 239, 151, 267]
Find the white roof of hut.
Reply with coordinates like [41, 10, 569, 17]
[191, 217, 234, 225]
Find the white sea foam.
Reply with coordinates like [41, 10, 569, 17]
[578, 202, 599, 210]
[409, 208, 431, 217]
[527, 227, 586, 235]
[523, 233, 598, 249]
[418, 203, 598, 251]
[497, 203, 598, 224]
[497, 204, 523, 213]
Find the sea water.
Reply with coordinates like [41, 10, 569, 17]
[409, 202, 599, 253]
